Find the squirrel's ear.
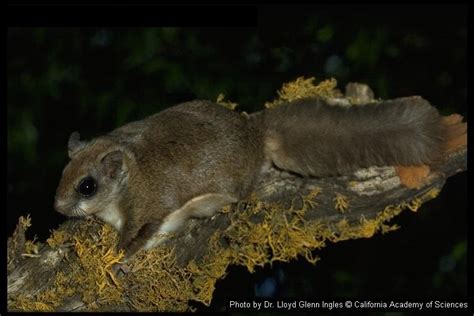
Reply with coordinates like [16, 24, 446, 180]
[68, 132, 87, 159]
[100, 150, 128, 180]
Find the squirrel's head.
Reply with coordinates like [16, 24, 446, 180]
[54, 132, 132, 218]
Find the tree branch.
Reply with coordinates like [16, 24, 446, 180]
[7, 83, 467, 312]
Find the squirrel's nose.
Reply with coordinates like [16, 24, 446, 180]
[54, 199, 69, 214]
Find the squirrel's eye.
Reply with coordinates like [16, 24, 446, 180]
[77, 177, 97, 197]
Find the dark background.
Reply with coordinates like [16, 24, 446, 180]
[7, 5, 467, 310]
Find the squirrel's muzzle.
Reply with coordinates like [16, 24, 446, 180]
[54, 198, 72, 215]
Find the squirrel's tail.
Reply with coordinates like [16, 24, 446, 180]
[262, 97, 450, 177]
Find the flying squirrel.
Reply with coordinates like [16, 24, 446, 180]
[54, 96, 466, 262]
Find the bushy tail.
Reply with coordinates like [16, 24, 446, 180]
[263, 96, 452, 177]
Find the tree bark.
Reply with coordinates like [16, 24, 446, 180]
[7, 84, 467, 312]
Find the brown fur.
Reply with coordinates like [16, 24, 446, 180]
[55, 101, 263, 259]
[54, 97, 461, 260]
[263, 96, 446, 177]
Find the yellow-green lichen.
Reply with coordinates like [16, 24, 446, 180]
[46, 229, 70, 248]
[186, 233, 234, 306]
[126, 247, 195, 311]
[216, 93, 238, 110]
[20, 214, 32, 229]
[334, 193, 349, 213]
[404, 188, 440, 213]
[10, 219, 125, 312]
[72, 223, 125, 307]
[265, 76, 340, 109]
[223, 195, 332, 271]
[24, 238, 39, 255]
[301, 187, 322, 209]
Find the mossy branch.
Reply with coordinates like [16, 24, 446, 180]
[7, 80, 467, 312]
